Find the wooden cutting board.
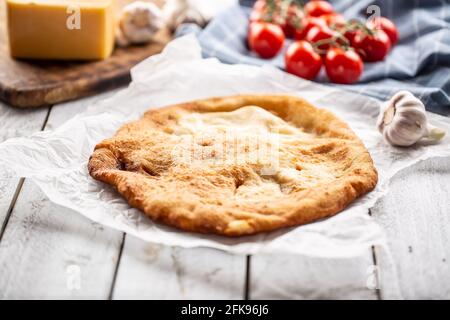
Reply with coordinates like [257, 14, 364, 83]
[0, 0, 172, 108]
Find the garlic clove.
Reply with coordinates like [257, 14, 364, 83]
[382, 101, 395, 125]
[426, 124, 446, 142]
[118, 1, 164, 45]
[115, 27, 130, 47]
[163, 0, 207, 32]
[377, 91, 446, 147]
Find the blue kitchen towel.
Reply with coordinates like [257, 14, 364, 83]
[178, 0, 450, 115]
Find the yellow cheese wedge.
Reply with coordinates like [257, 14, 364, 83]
[7, 0, 115, 60]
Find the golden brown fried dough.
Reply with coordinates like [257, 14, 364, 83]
[88, 95, 377, 236]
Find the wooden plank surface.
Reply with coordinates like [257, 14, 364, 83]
[0, 0, 171, 108]
[0, 102, 49, 231]
[0, 92, 125, 299]
[372, 157, 450, 299]
[112, 236, 246, 299]
[0, 181, 123, 299]
[249, 252, 378, 299]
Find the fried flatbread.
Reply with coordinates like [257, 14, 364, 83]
[88, 95, 377, 236]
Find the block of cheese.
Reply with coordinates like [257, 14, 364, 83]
[7, 0, 115, 60]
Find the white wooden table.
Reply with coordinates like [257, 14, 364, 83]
[0, 90, 449, 300]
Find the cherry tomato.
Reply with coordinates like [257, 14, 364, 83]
[248, 22, 285, 59]
[325, 48, 363, 84]
[250, 1, 303, 38]
[295, 16, 327, 40]
[344, 30, 358, 46]
[285, 41, 323, 80]
[305, 25, 338, 53]
[278, 4, 304, 38]
[320, 13, 346, 27]
[304, 0, 334, 17]
[367, 17, 399, 45]
[353, 29, 391, 62]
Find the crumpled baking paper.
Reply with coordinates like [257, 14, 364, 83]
[1, 35, 449, 259]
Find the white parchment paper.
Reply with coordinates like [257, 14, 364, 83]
[1, 35, 449, 259]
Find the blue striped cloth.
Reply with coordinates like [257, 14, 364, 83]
[177, 0, 450, 115]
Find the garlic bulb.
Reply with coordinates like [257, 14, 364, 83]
[163, 0, 207, 32]
[118, 1, 164, 46]
[376, 91, 446, 146]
